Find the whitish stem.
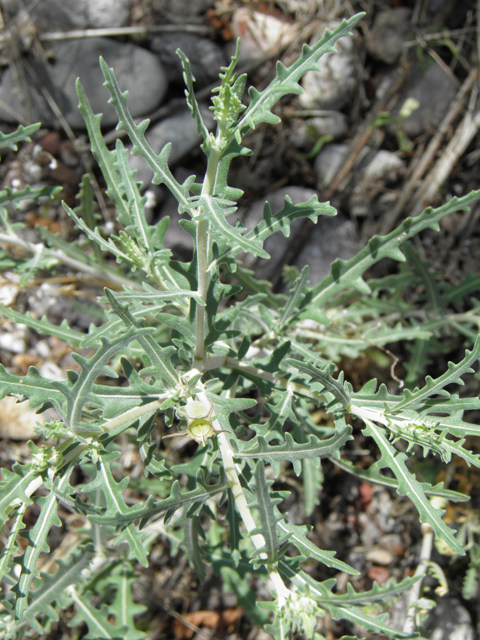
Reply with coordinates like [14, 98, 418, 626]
[196, 389, 291, 603]
[99, 398, 166, 432]
[194, 144, 221, 365]
[194, 219, 208, 364]
[403, 520, 434, 633]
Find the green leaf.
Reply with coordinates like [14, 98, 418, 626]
[280, 560, 422, 638]
[328, 454, 469, 503]
[193, 193, 268, 258]
[363, 418, 463, 555]
[0, 502, 27, 583]
[0, 123, 41, 151]
[177, 49, 210, 145]
[302, 188, 480, 314]
[21, 545, 95, 634]
[87, 470, 229, 528]
[277, 517, 358, 575]
[69, 588, 129, 640]
[99, 57, 192, 209]
[246, 461, 289, 565]
[0, 304, 86, 346]
[226, 488, 242, 568]
[287, 358, 352, 411]
[0, 184, 62, 208]
[109, 563, 147, 640]
[0, 463, 38, 526]
[231, 427, 352, 476]
[233, 14, 365, 140]
[180, 515, 207, 582]
[105, 289, 179, 388]
[13, 472, 71, 622]
[387, 334, 480, 414]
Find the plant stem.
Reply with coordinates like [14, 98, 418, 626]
[194, 144, 221, 365]
[196, 389, 291, 603]
[194, 219, 208, 364]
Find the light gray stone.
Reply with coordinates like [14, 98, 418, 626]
[230, 7, 299, 64]
[314, 144, 350, 190]
[151, 33, 226, 88]
[0, 38, 168, 128]
[288, 112, 348, 149]
[389, 63, 457, 138]
[366, 8, 412, 64]
[362, 150, 404, 180]
[293, 212, 358, 284]
[2, 0, 130, 30]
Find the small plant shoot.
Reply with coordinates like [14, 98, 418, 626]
[1, 12, 480, 640]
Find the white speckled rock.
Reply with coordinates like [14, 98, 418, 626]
[0, 38, 168, 128]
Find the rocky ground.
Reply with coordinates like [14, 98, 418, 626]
[0, 0, 480, 638]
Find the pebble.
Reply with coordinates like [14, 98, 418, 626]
[230, 7, 298, 64]
[0, 396, 41, 440]
[0, 38, 168, 129]
[293, 213, 358, 284]
[151, 33, 226, 88]
[288, 112, 348, 149]
[299, 22, 358, 110]
[39, 361, 67, 381]
[366, 8, 412, 64]
[3, 0, 131, 30]
[365, 546, 395, 565]
[362, 150, 404, 180]
[159, 0, 213, 19]
[0, 332, 26, 354]
[314, 143, 351, 190]
[0, 276, 19, 306]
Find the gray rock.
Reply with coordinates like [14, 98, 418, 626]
[424, 598, 474, 640]
[299, 22, 358, 110]
[2, 0, 130, 30]
[389, 63, 457, 138]
[362, 150, 404, 180]
[293, 212, 358, 284]
[314, 144, 350, 190]
[151, 33, 226, 88]
[0, 38, 168, 128]
[366, 8, 412, 64]
[288, 112, 348, 149]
